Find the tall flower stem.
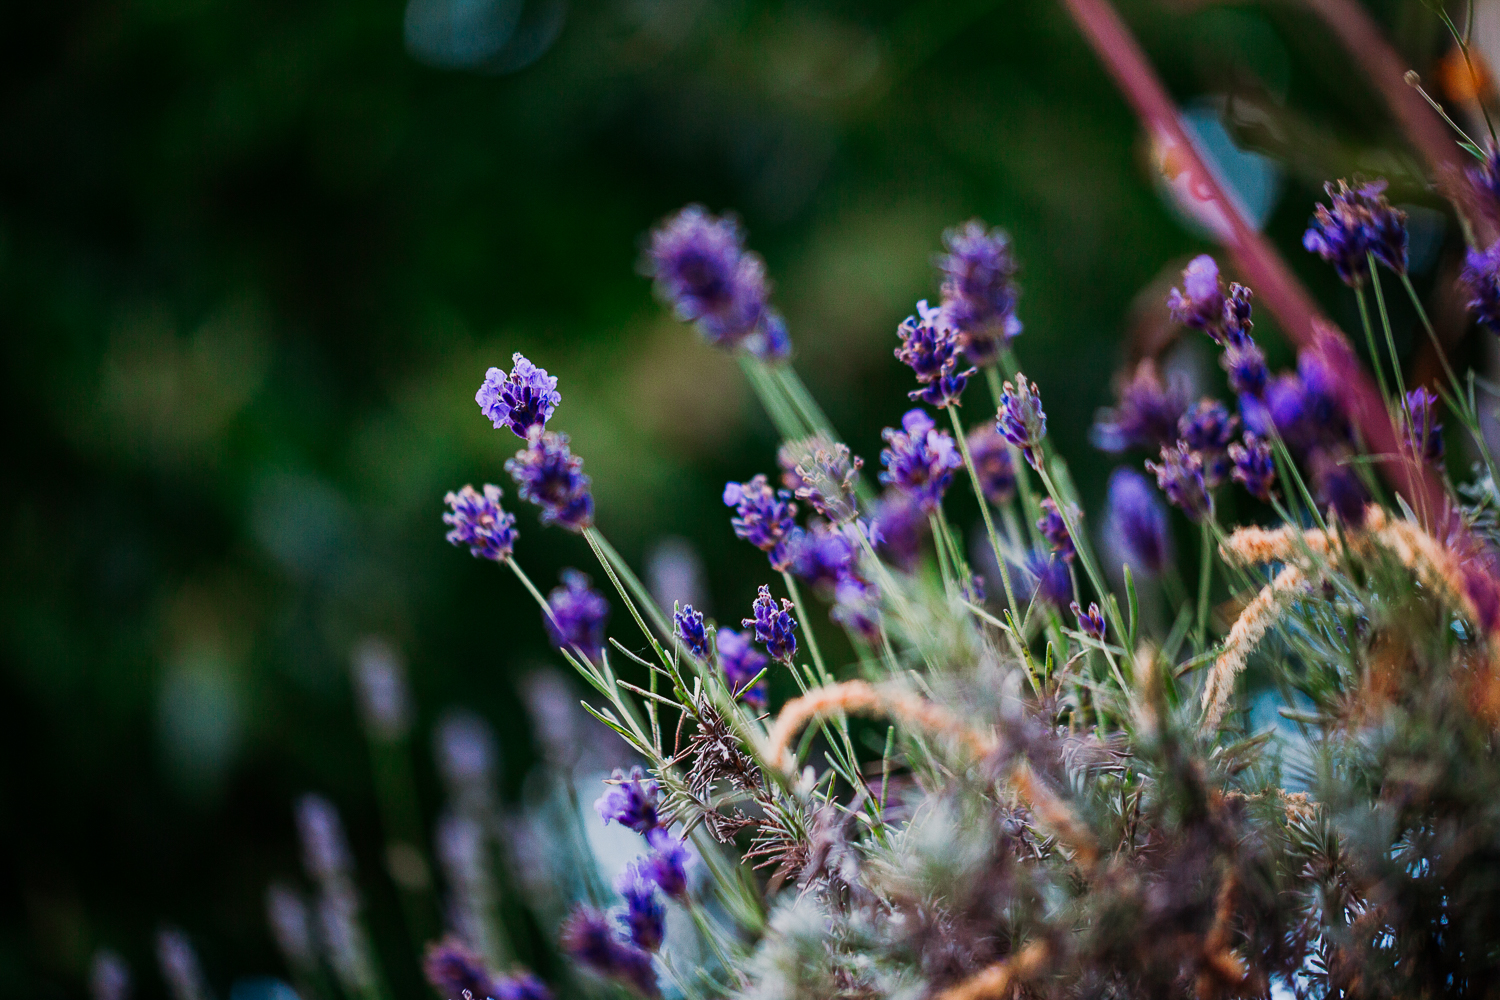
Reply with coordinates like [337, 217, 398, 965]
[948, 405, 1022, 630]
[1354, 286, 1393, 405]
[1195, 519, 1213, 651]
[780, 571, 832, 687]
[1367, 257, 1407, 403]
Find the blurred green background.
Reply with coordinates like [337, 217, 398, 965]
[0, 0, 1474, 995]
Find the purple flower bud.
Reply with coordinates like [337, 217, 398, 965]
[1023, 550, 1071, 609]
[1461, 241, 1500, 335]
[156, 929, 209, 1000]
[997, 375, 1047, 469]
[831, 573, 881, 640]
[744, 584, 798, 663]
[966, 422, 1016, 506]
[786, 522, 858, 591]
[266, 883, 315, 971]
[1106, 467, 1172, 577]
[434, 710, 498, 794]
[424, 936, 502, 1000]
[895, 300, 975, 408]
[296, 794, 352, 882]
[476, 354, 561, 438]
[1404, 387, 1444, 464]
[1036, 498, 1077, 563]
[1302, 178, 1408, 285]
[879, 409, 963, 511]
[560, 908, 660, 998]
[91, 950, 132, 1000]
[645, 205, 787, 361]
[351, 637, 410, 740]
[1146, 442, 1212, 523]
[615, 864, 666, 952]
[1310, 450, 1369, 526]
[871, 491, 927, 573]
[1222, 339, 1269, 397]
[673, 605, 709, 659]
[496, 973, 553, 1000]
[1166, 255, 1226, 333]
[545, 570, 609, 662]
[1090, 361, 1188, 454]
[1228, 434, 1277, 502]
[1070, 601, 1106, 641]
[444, 484, 518, 562]
[505, 431, 594, 532]
[778, 436, 863, 524]
[641, 828, 692, 900]
[937, 220, 1022, 366]
[714, 627, 768, 707]
[595, 766, 660, 834]
[1178, 399, 1239, 486]
[723, 475, 799, 570]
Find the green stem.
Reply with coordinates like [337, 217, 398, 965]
[1354, 285, 1392, 406]
[1195, 518, 1212, 651]
[1368, 254, 1407, 403]
[947, 405, 1022, 629]
[780, 571, 831, 687]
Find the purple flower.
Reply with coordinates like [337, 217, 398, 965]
[715, 627, 769, 707]
[778, 436, 862, 524]
[787, 522, 858, 591]
[1106, 467, 1172, 577]
[744, 584, 798, 663]
[879, 409, 963, 511]
[895, 300, 975, 408]
[476, 354, 561, 438]
[1166, 255, 1226, 333]
[615, 864, 666, 953]
[996, 375, 1048, 469]
[645, 205, 787, 360]
[831, 574, 881, 640]
[1228, 434, 1277, 502]
[1071, 601, 1106, 641]
[505, 430, 594, 532]
[872, 491, 927, 573]
[1258, 355, 1348, 454]
[1222, 339, 1269, 397]
[496, 974, 553, 1000]
[424, 936, 502, 1000]
[560, 908, 660, 998]
[1178, 399, 1239, 486]
[1310, 450, 1368, 526]
[443, 484, 518, 562]
[1404, 387, 1444, 464]
[966, 422, 1016, 506]
[595, 766, 660, 834]
[938, 220, 1022, 366]
[545, 570, 609, 662]
[1036, 498, 1077, 563]
[1302, 178, 1408, 285]
[296, 794, 352, 882]
[1090, 361, 1189, 454]
[723, 475, 799, 570]
[673, 605, 709, 659]
[91, 951, 131, 1000]
[1023, 550, 1071, 609]
[641, 829, 691, 900]
[1146, 442, 1212, 523]
[1461, 241, 1500, 335]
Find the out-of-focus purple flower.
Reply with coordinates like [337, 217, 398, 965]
[787, 522, 858, 591]
[560, 908, 660, 998]
[1310, 450, 1369, 526]
[744, 585, 798, 663]
[996, 375, 1048, 469]
[1090, 361, 1189, 454]
[1146, 443, 1212, 523]
[714, 627, 768, 707]
[1106, 467, 1172, 577]
[1302, 179, 1408, 285]
[424, 936, 501, 1000]
[1036, 498, 1077, 563]
[1404, 387, 1444, 464]
[595, 766, 660, 834]
[1228, 434, 1277, 502]
[645, 205, 786, 360]
[434, 710, 498, 797]
[266, 883, 315, 972]
[879, 409, 963, 511]
[296, 794, 352, 882]
[642, 829, 691, 900]
[966, 422, 1016, 506]
[1166, 255, 1226, 333]
[1222, 339, 1269, 397]
[496, 973, 553, 1000]
[615, 864, 666, 952]
[156, 929, 209, 1000]
[476, 354, 561, 438]
[937, 220, 1022, 366]
[444, 484, 518, 562]
[778, 436, 862, 524]
[1023, 550, 1071, 609]
[545, 570, 609, 662]
[831, 574, 881, 640]
[723, 475, 799, 570]
[1261, 357, 1348, 454]
[895, 300, 975, 408]
[872, 491, 926, 573]
[1461, 241, 1500, 335]
[1178, 399, 1240, 486]
[1470, 145, 1500, 212]
[91, 950, 131, 1000]
[1070, 601, 1106, 642]
[351, 637, 410, 740]
[505, 431, 594, 532]
[673, 605, 709, 659]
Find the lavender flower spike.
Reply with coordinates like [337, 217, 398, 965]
[91, 950, 132, 1000]
[1404, 387, 1444, 464]
[505, 430, 594, 532]
[476, 353, 561, 438]
[1461, 241, 1500, 335]
[724, 474, 799, 568]
[938, 220, 1022, 366]
[1229, 434, 1277, 502]
[1037, 498, 1077, 563]
[266, 883, 316, 973]
[615, 864, 666, 952]
[424, 936, 502, 1000]
[673, 605, 709, 660]
[545, 570, 609, 662]
[1090, 360, 1188, 454]
[1071, 601, 1107, 641]
[1024, 550, 1071, 609]
[1178, 399, 1239, 486]
[778, 435, 862, 524]
[997, 375, 1047, 469]
[879, 409, 963, 511]
[595, 766, 660, 834]
[1106, 467, 1172, 576]
[1146, 442, 1212, 523]
[745, 584, 798, 663]
[966, 422, 1016, 506]
[560, 908, 660, 998]
[156, 929, 210, 1000]
[715, 627, 769, 707]
[642, 828, 692, 900]
[1166, 255, 1226, 333]
[1302, 178, 1409, 285]
[296, 793, 353, 882]
[894, 300, 975, 408]
[444, 484, 518, 561]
